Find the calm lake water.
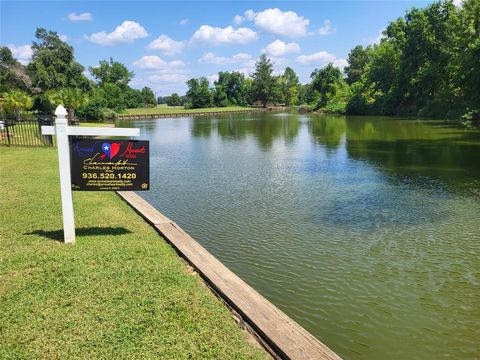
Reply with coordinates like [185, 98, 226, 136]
[118, 113, 480, 359]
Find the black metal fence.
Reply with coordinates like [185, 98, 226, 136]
[0, 115, 56, 147]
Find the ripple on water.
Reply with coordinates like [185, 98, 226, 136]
[137, 114, 480, 360]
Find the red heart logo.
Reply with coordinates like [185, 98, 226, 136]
[110, 143, 120, 159]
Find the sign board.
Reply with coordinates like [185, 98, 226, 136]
[41, 105, 144, 243]
[70, 138, 149, 191]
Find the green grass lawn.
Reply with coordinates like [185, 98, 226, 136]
[122, 106, 256, 116]
[78, 122, 114, 127]
[0, 147, 267, 359]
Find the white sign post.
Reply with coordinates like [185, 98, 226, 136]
[42, 104, 140, 244]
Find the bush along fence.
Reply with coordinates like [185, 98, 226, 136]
[0, 115, 61, 147]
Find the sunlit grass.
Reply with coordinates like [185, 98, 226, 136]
[79, 122, 114, 127]
[0, 147, 266, 359]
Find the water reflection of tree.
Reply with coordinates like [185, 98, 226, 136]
[190, 117, 215, 138]
[344, 117, 480, 189]
[190, 113, 480, 190]
[308, 115, 347, 149]
[191, 113, 300, 150]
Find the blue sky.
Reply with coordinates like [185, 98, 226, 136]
[1, 0, 433, 96]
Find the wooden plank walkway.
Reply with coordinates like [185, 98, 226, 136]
[117, 191, 342, 360]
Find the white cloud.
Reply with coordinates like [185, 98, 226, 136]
[235, 68, 251, 77]
[262, 40, 300, 57]
[198, 52, 228, 65]
[296, 51, 347, 70]
[296, 51, 337, 65]
[132, 53, 188, 93]
[269, 56, 289, 66]
[68, 12, 92, 22]
[147, 35, 185, 55]
[198, 52, 253, 66]
[317, 20, 336, 35]
[179, 18, 189, 25]
[199, 52, 229, 65]
[233, 15, 244, 25]
[198, 51, 255, 77]
[59, 34, 69, 41]
[133, 55, 185, 70]
[207, 74, 219, 83]
[235, 66, 256, 77]
[333, 58, 348, 70]
[266, 56, 290, 74]
[244, 10, 256, 21]
[147, 73, 187, 83]
[131, 63, 189, 94]
[246, 8, 309, 38]
[190, 25, 257, 46]
[371, 28, 386, 45]
[8, 45, 33, 65]
[88, 20, 148, 46]
[453, 0, 463, 7]
[232, 52, 251, 62]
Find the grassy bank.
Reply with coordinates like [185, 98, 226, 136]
[78, 122, 114, 127]
[0, 147, 266, 359]
[122, 106, 256, 116]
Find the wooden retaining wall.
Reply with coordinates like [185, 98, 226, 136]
[117, 191, 342, 360]
[115, 108, 286, 121]
[116, 109, 256, 120]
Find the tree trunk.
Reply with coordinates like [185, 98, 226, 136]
[67, 108, 75, 122]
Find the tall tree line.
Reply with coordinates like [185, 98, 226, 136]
[1, 0, 478, 125]
[1, 28, 156, 120]
[184, 0, 478, 125]
[345, 0, 479, 122]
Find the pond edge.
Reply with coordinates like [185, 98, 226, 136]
[117, 190, 341, 360]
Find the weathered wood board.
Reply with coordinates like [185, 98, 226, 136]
[117, 191, 342, 360]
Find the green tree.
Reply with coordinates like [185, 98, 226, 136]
[281, 67, 300, 106]
[185, 77, 214, 108]
[27, 28, 88, 91]
[97, 83, 126, 112]
[140, 87, 156, 107]
[213, 84, 229, 107]
[89, 58, 134, 88]
[297, 84, 311, 105]
[1, 90, 33, 119]
[214, 71, 248, 106]
[310, 63, 344, 109]
[167, 93, 182, 107]
[124, 88, 144, 108]
[47, 88, 87, 120]
[323, 81, 351, 114]
[345, 45, 371, 85]
[455, 0, 480, 114]
[0, 47, 32, 92]
[76, 93, 105, 121]
[271, 76, 285, 105]
[251, 54, 275, 107]
[367, 41, 401, 113]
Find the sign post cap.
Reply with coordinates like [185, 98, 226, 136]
[55, 104, 68, 117]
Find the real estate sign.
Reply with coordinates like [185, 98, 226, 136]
[70, 138, 150, 191]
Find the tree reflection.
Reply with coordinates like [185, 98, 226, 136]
[344, 117, 480, 189]
[189, 113, 480, 190]
[191, 113, 299, 150]
[308, 115, 346, 149]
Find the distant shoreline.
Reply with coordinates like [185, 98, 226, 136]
[115, 106, 288, 120]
